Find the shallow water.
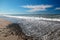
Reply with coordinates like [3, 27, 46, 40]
[0, 15, 60, 37]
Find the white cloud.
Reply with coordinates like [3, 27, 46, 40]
[22, 5, 52, 12]
[55, 7, 60, 10]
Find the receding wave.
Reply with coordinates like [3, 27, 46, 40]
[2, 15, 60, 38]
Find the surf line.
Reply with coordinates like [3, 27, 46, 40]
[3, 15, 60, 22]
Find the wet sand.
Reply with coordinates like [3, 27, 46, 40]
[0, 18, 18, 40]
[0, 18, 12, 28]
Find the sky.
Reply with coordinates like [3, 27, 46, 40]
[0, 0, 60, 14]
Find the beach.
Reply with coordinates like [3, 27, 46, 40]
[0, 15, 60, 40]
[0, 18, 19, 40]
[0, 18, 33, 40]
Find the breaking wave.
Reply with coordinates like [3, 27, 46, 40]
[3, 15, 60, 22]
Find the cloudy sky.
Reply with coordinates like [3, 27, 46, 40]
[0, 0, 60, 14]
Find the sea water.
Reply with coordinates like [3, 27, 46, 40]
[1, 14, 60, 37]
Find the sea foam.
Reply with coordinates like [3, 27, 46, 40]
[3, 15, 60, 22]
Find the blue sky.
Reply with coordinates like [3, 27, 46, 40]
[0, 0, 60, 14]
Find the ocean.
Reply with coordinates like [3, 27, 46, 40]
[0, 14, 60, 38]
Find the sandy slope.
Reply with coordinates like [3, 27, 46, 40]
[0, 18, 18, 40]
[0, 18, 32, 40]
[0, 18, 12, 28]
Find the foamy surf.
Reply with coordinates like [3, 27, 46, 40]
[3, 15, 60, 22]
[2, 15, 60, 38]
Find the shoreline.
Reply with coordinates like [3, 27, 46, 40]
[0, 18, 12, 28]
[0, 17, 60, 40]
[0, 18, 33, 40]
